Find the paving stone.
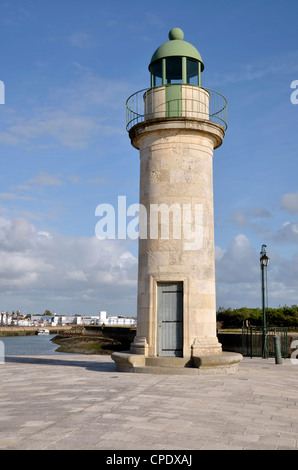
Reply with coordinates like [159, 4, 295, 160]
[1, 355, 298, 450]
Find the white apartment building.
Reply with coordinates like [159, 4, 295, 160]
[1, 311, 136, 327]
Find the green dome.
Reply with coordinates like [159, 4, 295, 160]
[149, 28, 204, 71]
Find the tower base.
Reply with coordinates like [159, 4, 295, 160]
[130, 336, 149, 355]
[111, 351, 243, 376]
[191, 337, 223, 356]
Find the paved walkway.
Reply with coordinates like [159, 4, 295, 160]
[0, 354, 297, 450]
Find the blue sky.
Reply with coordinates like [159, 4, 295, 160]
[0, 0, 298, 316]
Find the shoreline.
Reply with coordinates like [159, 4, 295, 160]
[3, 326, 298, 357]
[51, 325, 136, 355]
[0, 325, 137, 355]
[0, 326, 72, 337]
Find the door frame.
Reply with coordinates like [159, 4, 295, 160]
[148, 276, 190, 358]
[156, 281, 183, 357]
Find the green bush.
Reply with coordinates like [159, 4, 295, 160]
[217, 305, 298, 328]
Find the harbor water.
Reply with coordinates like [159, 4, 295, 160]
[0, 334, 62, 356]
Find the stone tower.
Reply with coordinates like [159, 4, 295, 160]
[112, 28, 242, 373]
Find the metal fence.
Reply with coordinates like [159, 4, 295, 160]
[126, 85, 227, 131]
[241, 326, 288, 359]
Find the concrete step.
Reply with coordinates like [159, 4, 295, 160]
[145, 356, 193, 368]
[134, 365, 199, 375]
[112, 351, 243, 375]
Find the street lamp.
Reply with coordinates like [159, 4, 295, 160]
[260, 244, 269, 358]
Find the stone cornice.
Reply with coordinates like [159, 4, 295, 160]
[129, 117, 225, 150]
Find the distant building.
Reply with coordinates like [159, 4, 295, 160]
[105, 316, 136, 326]
[0, 311, 136, 327]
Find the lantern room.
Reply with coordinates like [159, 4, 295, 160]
[149, 27, 205, 87]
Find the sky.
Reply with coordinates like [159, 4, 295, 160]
[0, 0, 298, 316]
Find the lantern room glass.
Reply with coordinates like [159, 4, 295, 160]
[150, 60, 163, 87]
[187, 58, 199, 85]
[166, 57, 182, 83]
[150, 57, 201, 87]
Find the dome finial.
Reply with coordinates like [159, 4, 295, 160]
[169, 27, 184, 41]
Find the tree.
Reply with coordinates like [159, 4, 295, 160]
[43, 310, 52, 316]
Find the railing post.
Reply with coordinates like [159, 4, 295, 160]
[273, 334, 283, 364]
[250, 327, 253, 358]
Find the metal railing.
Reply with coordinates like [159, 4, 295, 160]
[241, 326, 288, 359]
[126, 85, 227, 131]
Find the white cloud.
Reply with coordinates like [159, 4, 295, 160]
[215, 233, 298, 308]
[0, 131, 19, 145]
[26, 171, 63, 187]
[0, 71, 128, 150]
[68, 32, 96, 48]
[1, 217, 297, 313]
[0, 193, 34, 201]
[246, 207, 272, 218]
[9, 110, 100, 149]
[0, 217, 137, 315]
[210, 52, 298, 87]
[271, 220, 298, 244]
[65, 270, 88, 282]
[232, 207, 272, 227]
[215, 234, 263, 307]
[146, 12, 165, 29]
[232, 210, 252, 227]
[67, 174, 80, 184]
[215, 245, 225, 261]
[216, 234, 259, 283]
[280, 193, 298, 214]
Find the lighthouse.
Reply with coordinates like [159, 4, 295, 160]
[112, 28, 242, 373]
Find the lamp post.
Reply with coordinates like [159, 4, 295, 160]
[260, 244, 269, 358]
